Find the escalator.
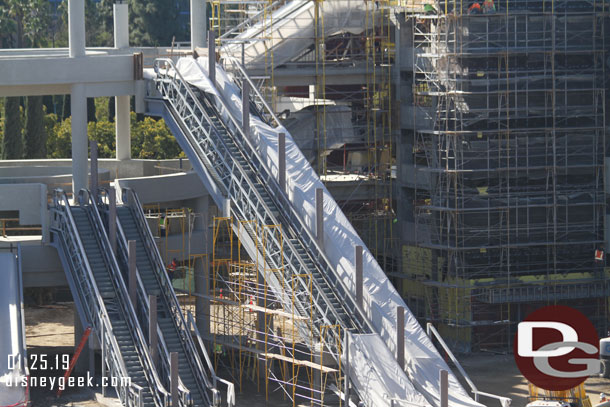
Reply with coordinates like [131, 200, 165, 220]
[147, 58, 430, 407]
[110, 189, 219, 407]
[51, 190, 170, 407]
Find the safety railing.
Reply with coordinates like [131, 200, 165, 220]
[50, 190, 154, 407]
[84, 189, 171, 407]
[153, 58, 373, 356]
[120, 187, 221, 406]
[427, 323, 512, 407]
[219, 0, 288, 40]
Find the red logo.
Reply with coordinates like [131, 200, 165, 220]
[513, 305, 599, 390]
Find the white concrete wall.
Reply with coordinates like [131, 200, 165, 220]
[0, 184, 48, 241]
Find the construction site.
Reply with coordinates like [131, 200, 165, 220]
[0, 0, 609, 407]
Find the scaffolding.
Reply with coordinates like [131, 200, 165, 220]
[205, 216, 345, 406]
[215, 0, 399, 274]
[407, 0, 610, 351]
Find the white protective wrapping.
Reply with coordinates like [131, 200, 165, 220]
[221, 0, 370, 70]
[0, 253, 27, 406]
[175, 56, 484, 407]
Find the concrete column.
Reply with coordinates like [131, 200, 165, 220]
[208, 30, 216, 85]
[71, 83, 88, 196]
[115, 95, 131, 161]
[90, 141, 98, 202]
[113, 2, 129, 49]
[68, 0, 86, 58]
[191, 0, 207, 50]
[440, 370, 449, 407]
[396, 306, 405, 370]
[278, 133, 286, 194]
[242, 79, 250, 138]
[316, 188, 324, 246]
[108, 188, 117, 254]
[170, 352, 179, 407]
[149, 294, 158, 365]
[128, 240, 137, 305]
[355, 246, 363, 307]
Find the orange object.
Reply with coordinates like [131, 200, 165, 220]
[595, 249, 604, 261]
[57, 326, 92, 398]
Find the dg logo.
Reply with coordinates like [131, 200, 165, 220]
[514, 305, 600, 391]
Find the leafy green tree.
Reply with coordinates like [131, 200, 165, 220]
[2, 97, 23, 159]
[129, 0, 186, 46]
[131, 114, 184, 159]
[24, 95, 46, 158]
[46, 116, 71, 158]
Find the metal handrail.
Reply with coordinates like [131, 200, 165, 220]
[120, 187, 220, 404]
[153, 58, 374, 351]
[219, 0, 288, 40]
[426, 323, 511, 407]
[84, 189, 171, 407]
[51, 190, 145, 407]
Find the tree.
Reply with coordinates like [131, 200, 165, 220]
[24, 95, 46, 158]
[129, 0, 186, 46]
[2, 97, 23, 159]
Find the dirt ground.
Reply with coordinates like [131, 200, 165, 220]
[23, 304, 610, 407]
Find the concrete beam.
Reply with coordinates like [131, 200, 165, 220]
[0, 80, 137, 98]
[0, 55, 135, 87]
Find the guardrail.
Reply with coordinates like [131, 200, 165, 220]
[426, 323, 511, 407]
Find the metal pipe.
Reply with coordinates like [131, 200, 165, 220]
[279, 133, 286, 194]
[316, 188, 324, 246]
[149, 294, 158, 365]
[208, 30, 216, 85]
[128, 240, 137, 305]
[355, 245, 363, 307]
[242, 79, 250, 138]
[397, 306, 405, 370]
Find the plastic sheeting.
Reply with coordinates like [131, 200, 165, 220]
[347, 334, 431, 407]
[0, 253, 27, 406]
[221, 0, 370, 70]
[175, 57, 485, 407]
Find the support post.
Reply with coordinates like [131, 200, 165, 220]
[90, 140, 98, 203]
[171, 352, 179, 407]
[128, 240, 137, 305]
[71, 83, 88, 196]
[195, 196, 210, 337]
[149, 294, 158, 365]
[440, 369, 449, 407]
[355, 246, 363, 307]
[113, 2, 129, 49]
[278, 133, 286, 194]
[242, 79, 250, 138]
[316, 188, 324, 246]
[190, 0, 206, 50]
[397, 306, 405, 370]
[208, 30, 216, 86]
[109, 188, 117, 254]
[344, 331, 350, 406]
[68, 0, 85, 58]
